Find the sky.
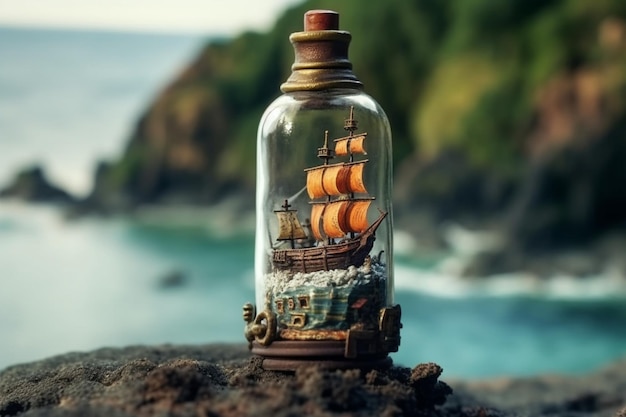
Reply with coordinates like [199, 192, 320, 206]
[0, 0, 302, 35]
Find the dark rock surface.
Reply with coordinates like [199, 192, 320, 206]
[0, 344, 451, 417]
[449, 358, 626, 417]
[1, 344, 625, 417]
[0, 166, 75, 204]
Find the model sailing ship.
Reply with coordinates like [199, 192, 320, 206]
[272, 107, 387, 273]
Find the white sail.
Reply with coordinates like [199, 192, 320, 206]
[275, 211, 308, 241]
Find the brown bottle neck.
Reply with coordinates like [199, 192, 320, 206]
[280, 13, 363, 92]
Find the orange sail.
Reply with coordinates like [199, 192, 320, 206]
[323, 164, 351, 196]
[306, 167, 326, 199]
[345, 200, 371, 233]
[322, 201, 350, 238]
[310, 203, 326, 241]
[306, 164, 347, 199]
[348, 162, 367, 194]
[306, 161, 367, 200]
[322, 165, 343, 196]
[334, 133, 367, 156]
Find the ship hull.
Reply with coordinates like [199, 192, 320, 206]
[272, 211, 387, 273]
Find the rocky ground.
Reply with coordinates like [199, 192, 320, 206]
[0, 344, 625, 417]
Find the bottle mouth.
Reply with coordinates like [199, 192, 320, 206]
[280, 10, 363, 93]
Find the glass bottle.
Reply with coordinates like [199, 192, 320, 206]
[244, 9, 401, 370]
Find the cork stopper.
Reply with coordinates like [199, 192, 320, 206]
[280, 10, 363, 93]
[304, 10, 339, 31]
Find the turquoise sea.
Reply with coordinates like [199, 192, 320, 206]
[1, 26, 626, 378]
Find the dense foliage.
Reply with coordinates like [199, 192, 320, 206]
[91, 0, 626, 255]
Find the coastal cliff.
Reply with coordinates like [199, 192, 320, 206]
[52, 0, 626, 275]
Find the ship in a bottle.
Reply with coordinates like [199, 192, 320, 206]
[255, 108, 399, 352]
[271, 107, 387, 274]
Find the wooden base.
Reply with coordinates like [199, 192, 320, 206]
[251, 340, 392, 371]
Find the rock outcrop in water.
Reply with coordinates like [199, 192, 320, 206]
[0, 166, 75, 204]
[0, 344, 625, 417]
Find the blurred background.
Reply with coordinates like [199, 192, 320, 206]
[1, 0, 626, 379]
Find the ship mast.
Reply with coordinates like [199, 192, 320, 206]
[344, 106, 358, 238]
[344, 106, 358, 164]
[317, 130, 334, 164]
[317, 131, 334, 245]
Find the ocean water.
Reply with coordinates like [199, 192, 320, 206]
[1, 27, 626, 378]
[0, 26, 204, 196]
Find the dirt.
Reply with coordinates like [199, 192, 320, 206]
[0, 344, 624, 417]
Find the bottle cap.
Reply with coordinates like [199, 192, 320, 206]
[304, 10, 339, 31]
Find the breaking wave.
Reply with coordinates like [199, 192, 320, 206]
[393, 226, 626, 301]
[394, 263, 626, 300]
